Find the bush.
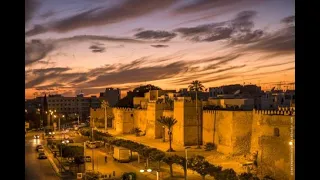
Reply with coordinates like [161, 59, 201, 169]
[205, 142, 215, 151]
[122, 172, 136, 180]
[238, 173, 260, 180]
[262, 175, 275, 180]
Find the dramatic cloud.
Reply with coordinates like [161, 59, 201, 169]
[134, 30, 177, 42]
[83, 61, 187, 87]
[25, 35, 145, 65]
[25, 39, 55, 65]
[175, 10, 258, 43]
[255, 61, 294, 69]
[174, 0, 249, 14]
[25, 0, 40, 24]
[32, 67, 71, 74]
[281, 15, 295, 25]
[25, 0, 177, 36]
[60, 35, 145, 43]
[246, 22, 294, 53]
[40, 11, 55, 19]
[150, 45, 169, 48]
[89, 44, 105, 53]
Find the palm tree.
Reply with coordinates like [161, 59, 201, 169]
[157, 116, 177, 152]
[188, 80, 205, 148]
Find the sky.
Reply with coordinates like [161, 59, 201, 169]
[25, 0, 295, 99]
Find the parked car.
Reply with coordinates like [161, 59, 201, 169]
[38, 148, 44, 153]
[36, 145, 43, 151]
[34, 135, 40, 139]
[86, 142, 97, 149]
[67, 157, 74, 163]
[38, 152, 47, 159]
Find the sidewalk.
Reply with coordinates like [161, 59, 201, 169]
[101, 128, 246, 175]
[85, 148, 154, 180]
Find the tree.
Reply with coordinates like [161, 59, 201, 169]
[74, 156, 85, 173]
[142, 147, 157, 167]
[188, 80, 205, 148]
[157, 116, 177, 152]
[59, 145, 84, 158]
[214, 169, 238, 180]
[238, 173, 260, 180]
[162, 156, 176, 177]
[149, 150, 165, 170]
[165, 96, 174, 110]
[188, 155, 211, 180]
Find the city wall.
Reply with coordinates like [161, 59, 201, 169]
[90, 103, 295, 180]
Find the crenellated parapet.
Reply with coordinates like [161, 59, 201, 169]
[253, 108, 295, 116]
[203, 110, 217, 114]
[114, 107, 134, 112]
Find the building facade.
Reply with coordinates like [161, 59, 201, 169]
[47, 94, 101, 120]
[99, 88, 121, 107]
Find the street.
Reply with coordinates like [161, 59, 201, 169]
[85, 148, 153, 180]
[25, 132, 59, 180]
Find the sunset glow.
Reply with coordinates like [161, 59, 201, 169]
[25, 0, 295, 99]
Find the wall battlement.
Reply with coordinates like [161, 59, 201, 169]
[253, 109, 295, 116]
[114, 107, 134, 112]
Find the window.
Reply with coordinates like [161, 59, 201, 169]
[274, 128, 280, 137]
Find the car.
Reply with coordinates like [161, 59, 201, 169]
[38, 148, 44, 153]
[38, 152, 47, 159]
[67, 157, 74, 163]
[36, 145, 43, 151]
[34, 135, 40, 139]
[86, 142, 97, 149]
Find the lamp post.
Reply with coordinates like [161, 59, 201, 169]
[53, 115, 57, 132]
[101, 100, 108, 132]
[61, 139, 69, 173]
[185, 147, 191, 180]
[58, 115, 65, 132]
[37, 108, 41, 129]
[162, 126, 165, 142]
[91, 118, 96, 172]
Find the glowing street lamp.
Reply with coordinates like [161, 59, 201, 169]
[289, 141, 293, 146]
[140, 168, 159, 180]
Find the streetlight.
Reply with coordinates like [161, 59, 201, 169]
[185, 147, 191, 180]
[75, 113, 80, 125]
[140, 168, 159, 180]
[289, 141, 293, 146]
[61, 139, 69, 173]
[162, 126, 165, 142]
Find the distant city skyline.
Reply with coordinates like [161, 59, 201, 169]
[25, 0, 295, 99]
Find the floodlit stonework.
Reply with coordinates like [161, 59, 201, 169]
[90, 100, 295, 179]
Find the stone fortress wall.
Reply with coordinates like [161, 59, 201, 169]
[90, 101, 295, 179]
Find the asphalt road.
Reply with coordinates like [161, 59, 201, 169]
[25, 132, 60, 180]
